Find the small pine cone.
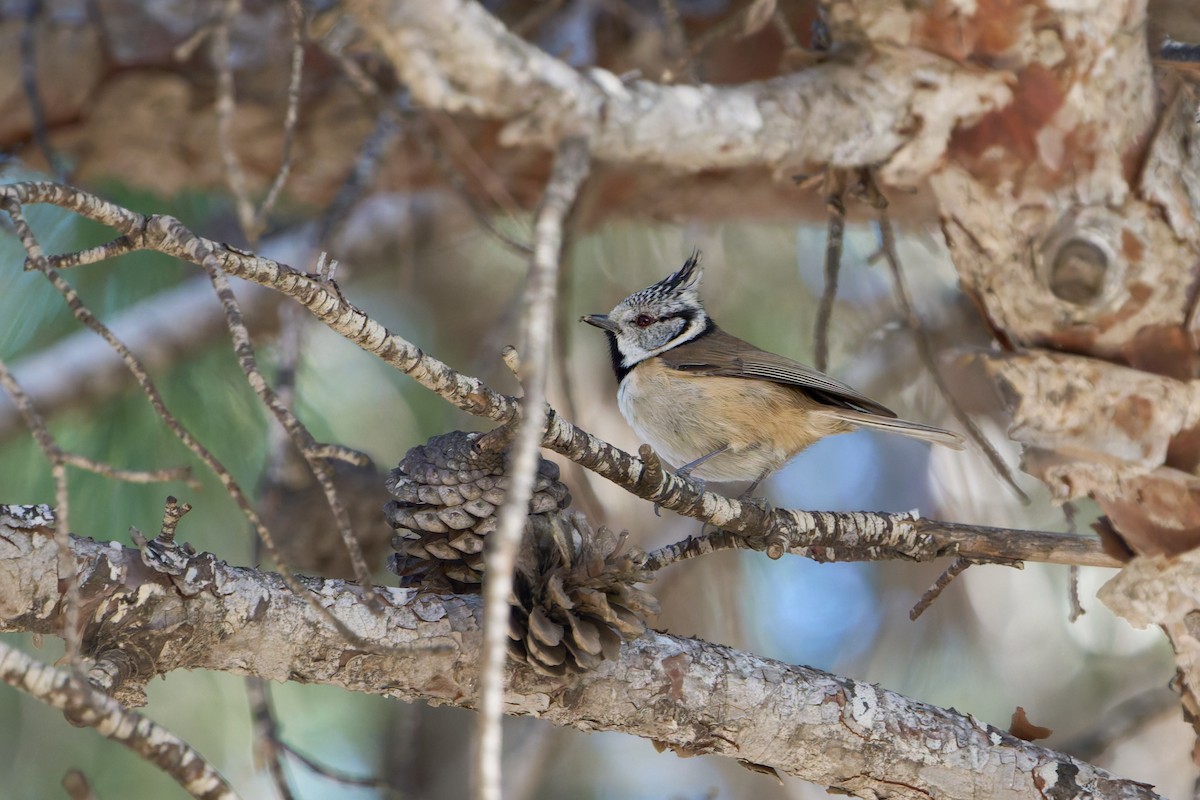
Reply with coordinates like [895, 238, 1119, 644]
[384, 431, 571, 592]
[508, 511, 659, 677]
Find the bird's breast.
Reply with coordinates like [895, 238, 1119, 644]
[616, 358, 850, 481]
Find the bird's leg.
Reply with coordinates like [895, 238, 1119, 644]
[737, 468, 774, 513]
[674, 444, 729, 483]
[654, 444, 729, 516]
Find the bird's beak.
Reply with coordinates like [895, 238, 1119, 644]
[581, 314, 618, 332]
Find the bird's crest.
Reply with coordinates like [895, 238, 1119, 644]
[628, 249, 704, 309]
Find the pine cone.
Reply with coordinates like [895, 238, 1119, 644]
[509, 512, 659, 677]
[386, 430, 658, 675]
[384, 431, 570, 592]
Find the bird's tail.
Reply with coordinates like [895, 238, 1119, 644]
[816, 409, 966, 450]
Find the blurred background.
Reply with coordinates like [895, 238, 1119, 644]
[2, 0, 1198, 796]
[0, 183, 1191, 797]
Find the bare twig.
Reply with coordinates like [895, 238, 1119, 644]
[1063, 501, 1085, 621]
[253, 0, 306, 235]
[812, 171, 846, 372]
[657, 0, 692, 81]
[0, 357, 194, 487]
[862, 173, 1031, 504]
[418, 121, 534, 256]
[475, 136, 591, 800]
[512, 0, 566, 37]
[641, 527, 748, 571]
[680, 0, 777, 72]
[0, 274, 276, 444]
[314, 15, 379, 98]
[771, 8, 801, 51]
[908, 558, 973, 620]
[315, 98, 405, 249]
[200, 253, 379, 604]
[19, 0, 64, 179]
[213, 0, 256, 239]
[0, 641, 241, 800]
[278, 740, 400, 794]
[245, 678, 295, 800]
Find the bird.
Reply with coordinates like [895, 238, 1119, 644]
[581, 251, 964, 493]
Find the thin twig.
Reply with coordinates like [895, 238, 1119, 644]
[20, 0, 64, 179]
[279, 740, 401, 794]
[314, 15, 379, 98]
[425, 111, 530, 231]
[199, 250, 379, 605]
[812, 171, 846, 372]
[315, 97, 405, 249]
[679, 0, 777, 74]
[862, 172, 1031, 504]
[657, 0, 692, 81]
[0, 274, 276, 443]
[512, 0, 566, 36]
[771, 9, 801, 51]
[0, 357, 194, 487]
[474, 136, 591, 800]
[252, 0, 306, 235]
[245, 678, 295, 800]
[642, 527, 747, 571]
[908, 557, 972, 620]
[422, 113, 535, 253]
[1063, 501, 1085, 621]
[213, 0, 257, 240]
[0, 641, 241, 800]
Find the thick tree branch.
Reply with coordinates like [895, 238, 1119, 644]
[0, 511, 1159, 800]
[348, 0, 1011, 184]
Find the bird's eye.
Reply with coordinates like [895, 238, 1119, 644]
[634, 314, 654, 328]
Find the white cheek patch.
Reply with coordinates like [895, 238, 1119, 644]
[641, 319, 706, 360]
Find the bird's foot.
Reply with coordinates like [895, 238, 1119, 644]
[736, 490, 773, 515]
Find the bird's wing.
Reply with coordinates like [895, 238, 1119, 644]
[660, 327, 897, 418]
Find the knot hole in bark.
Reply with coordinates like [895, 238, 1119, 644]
[1035, 207, 1126, 310]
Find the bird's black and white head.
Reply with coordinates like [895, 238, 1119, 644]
[582, 251, 713, 379]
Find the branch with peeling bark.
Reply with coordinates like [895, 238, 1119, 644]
[348, 0, 1011, 184]
[0, 512, 1160, 799]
